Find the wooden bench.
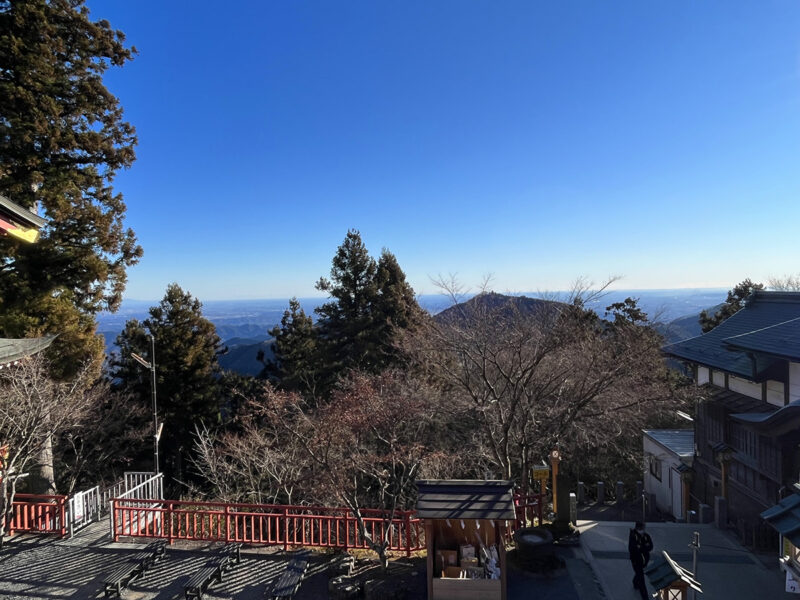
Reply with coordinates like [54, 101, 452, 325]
[221, 541, 242, 564]
[266, 551, 310, 599]
[103, 561, 142, 598]
[184, 558, 227, 600]
[132, 540, 168, 570]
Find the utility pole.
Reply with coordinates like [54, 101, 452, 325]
[131, 334, 159, 474]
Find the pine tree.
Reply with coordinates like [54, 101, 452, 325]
[313, 231, 423, 391]
[373, 249, 424, 369]
[699, 279, 764, 333]
[259, 298, 320, 400]
[112, 284, 223, 482]
[315, 230, 380, 378]
[0, 0, 141, 377]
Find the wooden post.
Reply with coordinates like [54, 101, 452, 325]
[111, 499, 118, 542]
[499, 521, 508, 600]
[720, 460, 728, 501]
[405, 511, 412, 557]
[283, 507, 289, 552]
[682, 478, 691, 521]
[425, 520, 434, 600]
[167, 503, 174, 545]
[550, 449, 561, 515]
[225, 504, 231, 543]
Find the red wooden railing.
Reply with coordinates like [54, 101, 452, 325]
[112, 498, 424, 556]
[514, 492, 544, 529]
[8, 494, 68, 538]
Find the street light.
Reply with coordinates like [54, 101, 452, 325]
[131, 334, 160, 474]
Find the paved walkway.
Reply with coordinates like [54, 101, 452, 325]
[0, 522, 333, 600]
[577, 520, 793, 600]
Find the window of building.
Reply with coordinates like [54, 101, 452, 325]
[649, 455, 662, 481]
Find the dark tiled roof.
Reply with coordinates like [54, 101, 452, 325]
[415, 480, 516, 520]
[724, 317, 800, 361]
[662, 291, 800, 377]
[643, 430, 694, 458]
[731, 400, 800, 430]
[761, 485, 800, 547]
[704, 387, 775, 414]
[645, 551, 702, 593]
[0, 336, 56, 365]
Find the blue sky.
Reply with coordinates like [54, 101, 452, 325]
[90, 1, 800, 301]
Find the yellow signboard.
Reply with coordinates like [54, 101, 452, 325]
[531, 466, 550, 482]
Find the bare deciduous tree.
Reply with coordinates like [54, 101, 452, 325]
[768, 274, 800, 291]
[0, 356, 95, 544]
[193, 373, 445, 569]
[409, 278, 682, 494]
[54, 383, 148, 494]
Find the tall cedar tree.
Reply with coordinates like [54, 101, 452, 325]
[259, 298, 320, 399]
[313, 230, 421, 393]
[699, 279, 764, 333]
[0, 0, 142, 378]
[113, 284, 223, 483]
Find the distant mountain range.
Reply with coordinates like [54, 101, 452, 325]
[97, 289, 726, 376]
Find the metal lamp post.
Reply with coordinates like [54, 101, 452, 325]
[131, 334, 160, 474]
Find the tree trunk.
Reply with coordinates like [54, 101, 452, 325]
[29, 434, 56, 494]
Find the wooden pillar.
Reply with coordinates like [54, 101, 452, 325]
[550, 449, 561, 515]
[425, 520, 434, 600]
[499, 520, 507, 600]
[720, 460, 728, 502]
[682, 476, 691, 521]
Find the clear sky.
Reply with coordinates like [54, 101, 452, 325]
[89, 1, 800, 301]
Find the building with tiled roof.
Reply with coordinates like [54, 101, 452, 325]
[663, 291, 800, 549]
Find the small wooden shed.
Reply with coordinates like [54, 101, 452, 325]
[416, 480, 515, 600]
[645, 551, 703, 600]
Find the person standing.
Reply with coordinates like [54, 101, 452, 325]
[628, 521, 653, 599]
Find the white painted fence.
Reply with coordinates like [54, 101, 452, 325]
[66, 485, 101, 537]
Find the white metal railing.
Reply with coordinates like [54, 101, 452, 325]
[110, 472, 164, 538]
[67, 485, 101, 537]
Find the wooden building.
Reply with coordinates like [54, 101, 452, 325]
[0, 194, 46, 243]
[416, 480, 515, 600]
[663, 291, 800, 547]
[643, 429, 694, 521]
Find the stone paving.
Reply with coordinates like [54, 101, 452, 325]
[0, 522, 331, 600]
[2, 519, 785, 599]
[577, 520, 793, 600]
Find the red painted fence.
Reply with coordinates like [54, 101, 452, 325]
[8, 494, 68, 538]
[112, 498, 424, 556]
[514, 492, 544, 529]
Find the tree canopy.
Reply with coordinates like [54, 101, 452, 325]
[112, 284, 223, 483]
[699, 279, 764, 333]
[264, 230, 422, 398]
[0, 0, 141, 377]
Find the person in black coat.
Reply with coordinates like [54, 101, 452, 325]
[628, 521, 653, 599]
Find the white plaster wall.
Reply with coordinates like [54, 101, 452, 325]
[697, 367, 710, 385]
[712, 370, 726, 387]
[791, 363, 800, 403]
[728, 375, 762, 400]
[767, 380, 785, 407]
[643, 437, 683, 519]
